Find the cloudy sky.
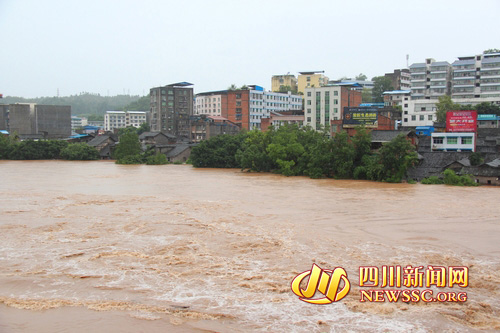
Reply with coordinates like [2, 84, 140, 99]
[1, 0, 499, 98]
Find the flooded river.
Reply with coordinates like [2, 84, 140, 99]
[0, 160, 499, 332]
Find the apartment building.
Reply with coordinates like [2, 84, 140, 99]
[150, 82, 194, 138]
[195, 86, 302, 131]
[194, 93, 225, 116]
[452, 52, 500, 99]
[409, 58, 452, 100]
[303, 84, 362, 131]
[271, 74, 298, 93]
[297, 71, 329, 94]
[104, 111, 148, 131]
[385, 69, 411, 91]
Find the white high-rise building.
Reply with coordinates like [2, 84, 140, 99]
[104, 111, 148, 131]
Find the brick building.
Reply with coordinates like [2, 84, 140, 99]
[150, 82, 194, 139]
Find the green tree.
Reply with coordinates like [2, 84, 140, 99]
[435, 95, 460, 123]
[356, 73, 367, 81]
[377, 134, 418, 183]
[266, 125, 306, 176]
[361, 88, 372, 103]
[117, 126, 138, 136]
[330, 131, 355, 178]
[145, 153, 168, 165]
[136, 122, 151, 135]
[371, 76, 394, 103]
[475, 102, 500, 116]
[351, 126, 372, 168]
[60, 143, 99, 160]
[236, 130, 274, 172]
[228, 84, 237, 91]
[113, 131, 141, 160]
[484, 49, 500, 54]
[469, 152, 484, 166]
[190, 133, 246, 168]
[123, 96, 149, 111]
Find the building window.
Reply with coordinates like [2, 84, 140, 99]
[433, 137, 444, 144]
[334, 99, 338, 105]
[307, 117, 311, 122]
[307, 108, 311, 113]
[461, 137, 473, 144]
[307, 100, 311, 105]
[307, 92, 311, 97]
[428, 115, 433, 120]
[334, 91, 338, 96]
[307, 77, 311, 82]
[411, 115, 416, 121]
[404, 118, 408, 122]
[236, 94, 241, 99]
[236, 101, 241, 106]
[334, 108, 338, 113]
[420, 115, 424, 121]
[447, 137, 458, 144]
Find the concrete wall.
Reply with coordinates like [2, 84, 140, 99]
[35, 105, 71, 138]
[0, 105, 8, 131]
[9, 104, 34, 136]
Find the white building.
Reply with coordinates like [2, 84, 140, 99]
[249, 90, 302, 130]
[194, 94, 223, 116]
[452, 52, 500, 99]
[304, 85, 343, 130]
[431, 132, 475, 152]
[409, 58, 452, 100]
[104, 111, 148, 131]
[404, 96, 500, 127]
[71, 116, 87, 130]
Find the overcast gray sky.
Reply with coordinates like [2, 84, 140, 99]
[1, 0, 499, 98]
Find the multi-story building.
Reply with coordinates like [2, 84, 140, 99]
[194, 86, 302, 131]
[409, 58, 452, 100]
[104, 111, 148, 131]
[260, 111, 304, 131]
[383, 90, 411, 119]
[385, 69, 411, 91]
[8, 103, 71, 139]
[297, 71, 329, 94]
[271, 74, 298, 93]
[194, 92, 225, 116]
[452, 52, 500, 99]
[303, 84, 362, 131]
[71, 116, 88, 130]
[150, 82, 194, 139]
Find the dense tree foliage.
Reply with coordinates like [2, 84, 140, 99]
[113, 132, 142, 161]
[60, 143, 99, 160]
[0, 139, 69, 160]
[435, 96, 460, 123]
[191, 133, 246, 168]
[191, 125, 418, 183]
[371, 76, 394, 103]
[0, 137, 100, 161]
[422, 169, 477, 186]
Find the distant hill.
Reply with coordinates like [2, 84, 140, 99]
[1, 93, 145, 116]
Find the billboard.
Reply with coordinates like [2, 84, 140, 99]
[446, 110, 477, 132]
[343, 107, 378, 128]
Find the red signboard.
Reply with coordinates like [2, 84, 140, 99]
[446, 110, 477, 132]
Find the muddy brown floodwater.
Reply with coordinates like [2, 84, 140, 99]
[0, 160, 499, 332]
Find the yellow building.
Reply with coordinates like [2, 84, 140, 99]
[297, 71, 329, 94]
[271, 74, 298, 93]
